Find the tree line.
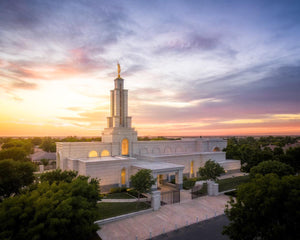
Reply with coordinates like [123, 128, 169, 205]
[224, 136, 300, 172]
[222, 136, 300, 239]
[0, 136, 103, 156]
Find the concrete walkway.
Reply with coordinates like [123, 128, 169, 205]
[97, 194, 230, 240]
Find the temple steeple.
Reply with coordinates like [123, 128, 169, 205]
[106, 64, 132, 129]
[101, 64, 137, 154]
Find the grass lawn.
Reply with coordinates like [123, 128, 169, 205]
[217, 175, 250, 192]
[103, 192, 135, 199]
[97, 202, 151, 220]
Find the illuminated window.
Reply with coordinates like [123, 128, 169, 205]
[190, 161, 194, 175]
[89, 150, 98, 158]
[101, 150, 110, 157]
[122, 139, 129, 155]
[121, 168, 126, 185]
[213, 147, 220, 152]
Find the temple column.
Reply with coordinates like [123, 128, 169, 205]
[152, 172, 158, 190]
[175, 169, 183, 190]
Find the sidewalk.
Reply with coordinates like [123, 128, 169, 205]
[97, 194, 230, 240]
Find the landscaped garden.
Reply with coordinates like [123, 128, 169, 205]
[182, 175, 250, 194]
[101, 187, 148, 199]
[97, 202, 151, 220]
[102, 192, 135, 199]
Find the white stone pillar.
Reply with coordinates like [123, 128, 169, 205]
[151, 190, 161, 211]
[152, 172, 158, 190]
[207, 181, 219, 196]
[39, 164, 44, 173]
[175, 169, 183, 189]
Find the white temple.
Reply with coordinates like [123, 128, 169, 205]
[56, 65, 240, 191]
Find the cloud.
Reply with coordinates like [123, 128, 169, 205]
[11, 80, 37, 89]
[155, 33, 221, 55]
[58, 109, 107, 125]
[128, 63, 300, 129]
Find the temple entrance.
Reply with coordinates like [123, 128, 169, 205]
[121, 138, 129, 155]
[213, 147, 220, 152]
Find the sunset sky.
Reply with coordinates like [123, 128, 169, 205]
[0, 0, 300, 136]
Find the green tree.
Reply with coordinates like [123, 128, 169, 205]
[130, 169, 155, 200]
[40, 169, 78, 185]
[250, 160, 294, 178]
[40, 137, 56, 152]
[0, 177, 100, 240]
[1, 139, 33, 154]
[198, 160, 225, 181]
[273, 147, 284, 156]
[260, 147, 273, 161]
[224, 138, 240, 160]
[284, 147, 300, 172]
[223, 174, 300, 240]
[240, 145, 261, 172]
[40, 158, 49, 166]
[0, 147, 28, 161]
[31, 137, 42, 146]
[0, 159, 36, 198]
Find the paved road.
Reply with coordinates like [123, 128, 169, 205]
[151, 215, 230, 240]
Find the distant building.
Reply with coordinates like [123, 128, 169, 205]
[30, 149, 56, 162]
[57, 66, 240, 191]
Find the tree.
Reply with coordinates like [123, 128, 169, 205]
[40, 137, 56, 152]
[40, 158, 49, 166]
[0, 159, 36, 198]
[284, 147, 300, 172]
[239, 145, 261, 172]
[0, 147, 28, 161]
[130, 169, 155, 200]
[223, 174, 300, 240]
[31, 137, 42, 146]
[40, 169, 78, 185]
[198, 160, 225, 181]
[250, 160, 294, 178]
[273, 147, 284, 156]
[0, 176, 100, 240]
[1, 139, 33, 154]
[260, 147, 273, 161]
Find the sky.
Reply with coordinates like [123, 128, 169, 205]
[0, 0, 300, 137]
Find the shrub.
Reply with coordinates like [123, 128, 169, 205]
[183, 178, 197, 190]
[110, 187, 127, 193]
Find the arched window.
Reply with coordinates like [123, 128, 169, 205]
[101, 150, 110, 157]
[190, 161, 194, 175]
[121, 168, 126, 185]
[213, 147, 220, 152]
[89, 150, 98, 158]
[122, 139, 129, 155]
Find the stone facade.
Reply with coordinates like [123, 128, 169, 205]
[56, 70, 241, 191]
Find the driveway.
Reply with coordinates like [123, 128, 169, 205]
[97, 194, 230, 240]
[152, 214, 229, 240]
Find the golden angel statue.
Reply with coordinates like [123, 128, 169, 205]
[117, 62, 121, 78]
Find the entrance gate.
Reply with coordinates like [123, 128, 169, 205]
[191, 184, 206, 199]
[161, 190, 180, 205]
